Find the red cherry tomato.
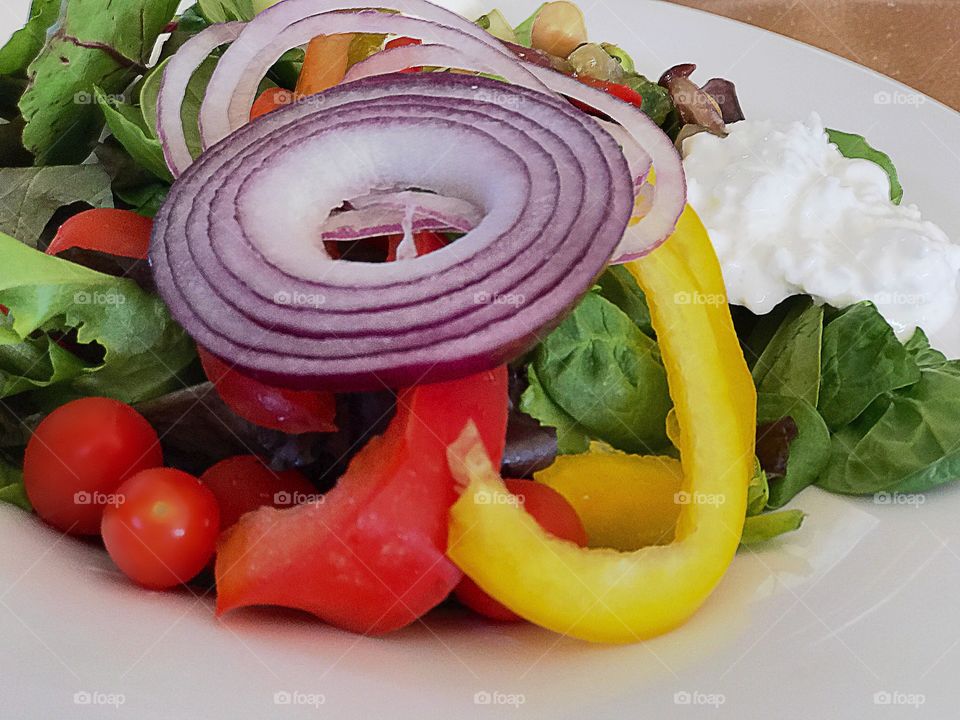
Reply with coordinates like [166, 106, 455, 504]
[454, 479, 588, 622]
[102, 468, 220, 590]
[23, 398, 164, 535]
[384, 36, 423, 72]
[200, 456, 318, 530]
[198, 347, 337, 435]
[46, 208, 153, 260]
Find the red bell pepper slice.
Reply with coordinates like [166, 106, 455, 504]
[198, 347, 337, 435]
[385, 230, 447, 262]
[215, 366, 509, 634]
[384, 36, 423, 73]
[570, 76, 645, 116]
[46, 208, 153, 260]
[250, 86, 295, 121]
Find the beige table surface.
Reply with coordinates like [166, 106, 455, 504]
[668, 0, 960, 110]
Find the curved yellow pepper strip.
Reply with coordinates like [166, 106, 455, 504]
[535, 446, 682, 551]
[445, 206, 756, 643]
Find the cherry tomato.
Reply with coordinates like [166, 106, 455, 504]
[102, 468, 220, 590]
[454, 479, 588, 622]
[198, 347, 337, 435]
[23, 398, 164, 535]
[200, 456, 318, 530]
[46, 209, 153, 260]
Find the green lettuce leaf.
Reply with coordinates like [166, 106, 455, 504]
[622, 74, 673, 126]
[0, 232, 196, 409]
[817, 302, 920, 430]
[741, 510, 805, 545]
[18, 0, 179, 164]
[520, 364, 591, 454]
[198, 0, 255, 22]
[94, 87, 172, 182]
[521, 291, 672, 455]
[594, 265, 653, 337]
[0, 165, 113, 247]
[746, 458, 769, 516]
[0, 0, 60, 78]
[827, 128, 903, 204]
[0, 458, 31, 511]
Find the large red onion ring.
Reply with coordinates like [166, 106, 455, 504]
[150, 73, 634, 391]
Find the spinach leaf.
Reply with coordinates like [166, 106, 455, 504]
[0, 458, 31, 512]
[757, 393, 831, 508]
[94, 87, 172, 182]
[751, 299, 823, 405]
[198, 0, 255, 23]
[522, 292, 672, 454]
[18, 0, 179, 164]
[741, 510, 804, 545]
[904, 327, 947, 370]
[827, 128, 903, 204]
[817, 302, 920, 430]
[817, 361, 960, 495]
[520, 364, 590, 454]
[0, 165, 113, 247]
[0, 232, 197, 409]
[594, 265, 653, 337]
[0, 0, 60, 78]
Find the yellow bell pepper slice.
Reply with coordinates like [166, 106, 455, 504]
[446, 206, 756, 643]
[535, 446, 682, 551]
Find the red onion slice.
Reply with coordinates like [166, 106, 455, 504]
[198, 3, 543, 148]
[341, 41, 679, 260]
[321, 192, 480, 242]
[156, 22, 245, 177]
[151, 74, 634, 391]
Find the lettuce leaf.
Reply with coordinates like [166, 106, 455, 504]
[0, 458, 31, 511]
[0, 0, 60, 78]
[0, 165, 113, 247]
[0, 232, 196, 409]
[18, 0, 179, 164]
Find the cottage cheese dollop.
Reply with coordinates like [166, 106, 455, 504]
[682, 113, 960, 337]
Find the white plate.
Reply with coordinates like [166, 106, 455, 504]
[3, 1, 960, 718]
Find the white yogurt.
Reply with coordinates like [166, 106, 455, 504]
[682, 113, 960, 338]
